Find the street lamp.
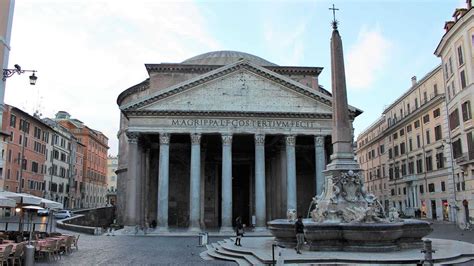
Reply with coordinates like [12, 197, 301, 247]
[2, 64, 38, 85]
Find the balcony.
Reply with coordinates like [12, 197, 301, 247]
[455, 153, 468, 164]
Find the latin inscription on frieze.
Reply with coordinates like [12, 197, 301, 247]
[171, 118, 318, 129]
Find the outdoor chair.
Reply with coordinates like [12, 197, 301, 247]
[39, 240, 57, 261]
[9, 242, 24, 266]
[54, 239, 64, 260]
[72, 235, 80, 251]
[60, 236, 74, 255]
[0, 244, 13, 266]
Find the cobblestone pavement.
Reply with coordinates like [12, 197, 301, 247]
[36, 233, 235, 265]
[33, 220, 473, 265]
[427, 220, 474, 244]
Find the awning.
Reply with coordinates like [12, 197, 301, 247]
[0, 191, 42, 205]
[19, 193, 63, 210]
[0, 195, 16, 208]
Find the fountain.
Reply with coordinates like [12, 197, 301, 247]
[267, 18, 432, 252]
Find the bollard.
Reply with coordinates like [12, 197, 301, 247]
[24, 244, 35, 266]
[198, 232, 208, 246]
[421, 239, 435, 266]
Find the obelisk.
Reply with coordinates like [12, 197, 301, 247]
[326, 18, 360, 172]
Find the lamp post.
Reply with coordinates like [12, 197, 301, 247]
[2, 64, 38, 85]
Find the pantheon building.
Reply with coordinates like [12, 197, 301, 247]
[116, 51, 361, 231]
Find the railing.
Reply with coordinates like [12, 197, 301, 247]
[0, 222, 49, 232]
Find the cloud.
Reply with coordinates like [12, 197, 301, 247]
[346, 26, 392, 91]
[263, 17, 308, 65]
[6, 0, 220, 155]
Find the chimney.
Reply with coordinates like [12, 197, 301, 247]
[411, 76, 417, 86]
[467, 0, 472, 9]
[444, 21, 455, 32]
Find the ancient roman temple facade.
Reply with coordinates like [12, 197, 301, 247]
[116, 51, 361, 231]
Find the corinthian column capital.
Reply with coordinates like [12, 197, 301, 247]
[190, 133, 201, 145]
[221, 134, 233, 146]
[126, 131, 139, 144]
[285, 135, 296, 146]
[160, 133, 170, 145]
[255, 134, 265, 146]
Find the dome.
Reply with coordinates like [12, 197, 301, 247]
[182, 50, 277, 66]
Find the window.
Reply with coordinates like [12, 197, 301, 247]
[34, 127, 41, 139]
[415, 98, 418, 109]
[407, 103, 411, 113]
[31, 161, 38, 173]
[417, 135, 421, 148]
[409, 138, 413, 151]
[393, 133, 398, 140]
[423, 114, 430, 124]
[388, 148, 393, 159]
[400, 129, 405, 136]
[428, 183, 435, 193]
[426, 155, 433, 171]
[419, 185, 424, 194]
[449, 109, 460, 130]
[394, 146, 399, 157]
[9, 115, 16, 128]
[22, 159, 27, 170]
[457, 46, 464, 65]
[434, 84, 438, 96]
[433, 108, 440, 118]
[434, 125, 442, 141]
[452, 138, 463, 158]
[441, 181, 446, 192]
[416, 158, 423, 173]
[379, 144, 385, 154]
[449, 57, 453, 75]
[423, 91, 428, 103]
[407, 124, 412, 132]
[19, 119, 30, 133]
[444, 63, 449, 79]
[403, 187, 407, 195]
[401, 163, 407, 176]
[467, 132, 474, 160]
[426, 130, 431, 144]
[460, 70, 467, 89]
[408, 161, 414, 174]
[400, 142, 406, 155]
[462, 101, 472, 121]
[414, 120, 420, 128]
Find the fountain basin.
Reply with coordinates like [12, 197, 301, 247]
[268, 218, 432, 252]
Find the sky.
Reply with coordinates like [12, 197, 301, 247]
[4, 0, 464, 155]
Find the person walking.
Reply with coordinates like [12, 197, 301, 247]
[235, 216, 244, 246]
[294, 215, 305, 254]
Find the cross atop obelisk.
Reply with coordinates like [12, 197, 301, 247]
[329, 4, 339, 29]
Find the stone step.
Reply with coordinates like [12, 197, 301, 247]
[218, 238, 266, 265]
[199, 250, 213, 261]
[214, 245, 260, 265]
[206, 248, 249, 265]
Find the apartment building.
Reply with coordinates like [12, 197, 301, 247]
[55, 111, 109, 208]
[1, 105, 51, 197]
[357, 67, 457, 222]
[434, 1, 474, 226]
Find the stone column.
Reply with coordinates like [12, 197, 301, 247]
[314, 135, 326, 196]
[286, 135, 297, 211]
[221, 133, 233, 232]
[189, 133, 201, 231]
[254, 134, 266, 230]
[125, 132, 139, 227]
[157, 133, 170, 231]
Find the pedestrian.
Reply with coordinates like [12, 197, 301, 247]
[294, 215, 304, 254]
[235, 216, 244, 246]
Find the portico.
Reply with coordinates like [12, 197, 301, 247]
[116, 51, 361, 231]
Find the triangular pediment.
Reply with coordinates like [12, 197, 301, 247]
[121, 60, 360, 117]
